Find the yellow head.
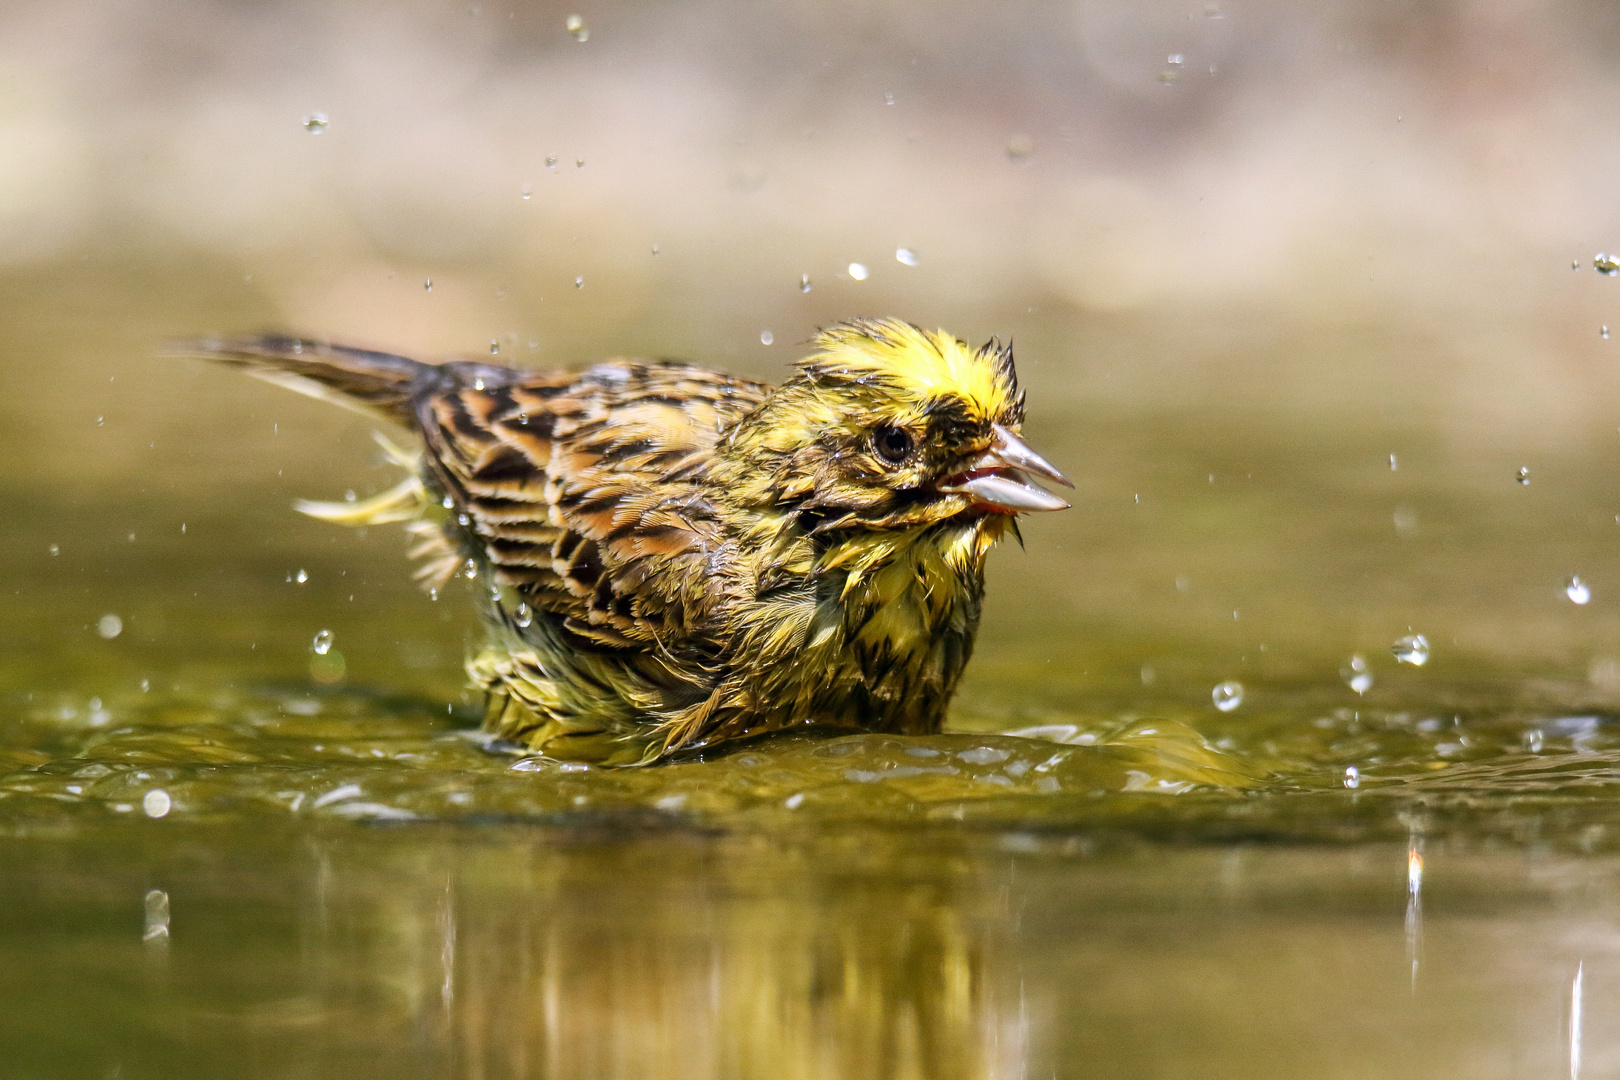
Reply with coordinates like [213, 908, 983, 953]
[718, 318, 1070, 533]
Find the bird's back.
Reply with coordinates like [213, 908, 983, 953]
[187, 337, 772, 653]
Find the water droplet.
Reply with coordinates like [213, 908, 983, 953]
[1603, 325, 1611, 340]
[303, 113, 329, 134]
[1391, 633, 1430, 666]
[457, 513, 471, 527]
[1389, 453, 1398, 471]
[1006, 134, 1035, 160]
[546, 155, 558, 169]
[520, 182, 532, 199]
[884, 92, 895, 105]
[1516, 466, 1530, 485]
[97, 614, 123, 639]
[488, 340, 500, 356]
[463, 558, 479, 579]
[1343, 766, 1360, 789]
[574, 276, 584, 288]
[1568, 576, 1592, 604]
[139, 678, 150, 692]
[424, 278, 433, 291]
[651, 244, 660, 255]
[343, 490, 357, 503]
[47, 544, 59, 556]
[896, 247, 918, 266]
[1596, 253, 1619, 276]
[1523, 728, 1544, 752]
[848, 262, 869, 281]
[784, 793, 806, 809]
[428, 588, 439, 602]
[1212, 681, 1244, 711]
[575, 158, 585, 168]
[96, 416, 104, 427]
[760, 330, 774, 345]
[143, 889, 170, 940]
[1167, 53, 1184, 64]
[514, 603, 533, 628]
[295, 568, 308, 584]
[143, 789, 172, 818]
[442, 495, 455, 509]
[565, 13, 589, 40]
[1341, 654, 1373, 694]
[800, 274, 812, 293]
[311, 629, 334, 655]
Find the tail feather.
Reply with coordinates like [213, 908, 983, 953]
[171, 335, 437, 422]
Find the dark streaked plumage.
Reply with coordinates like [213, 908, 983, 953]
[183, 319, 1071, 765]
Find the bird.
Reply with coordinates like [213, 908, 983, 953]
[182, 318, 1072, 765]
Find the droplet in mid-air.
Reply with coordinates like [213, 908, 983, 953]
[1211, 681, 1244, 712]
[514, 603, 533, 628]
[424, 278, 432, 292]
[143, 789, 172, 818]
[311, 629, 334, 655]
[520, 183, 532, 200]
[896, 247, 918, 266]
[760, 330, 774, 345]
[1340, 654, 1373, 695]
[1596, 253, 1619, 276]
[800, 274, 812, 293]
[1343, 766, 1360, 789]
[574, 276, 584, 288]
[1567, 576, 1592, 604]
[1006, 134, 1035, 160]
[1523, 728, 1544, 753]
[848, 263, 869, 281]
[143, 889, 170, 940]
[295, 568, 308, 583]
[463, 558, 478, 580]
[1603, 326, 1611, 340]
[1391, 633, 1430, 666]
[565, 13, 589, 40]
[48, 543, 59, 556]
[546, 156, 558, 169]
[303, 113, 329, 134]
[1516, 466, 1530, 485]
[97, 614, 123, 640]
[488, 341, 499, 355]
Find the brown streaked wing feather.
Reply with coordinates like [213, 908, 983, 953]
[416, 359, 772, 647]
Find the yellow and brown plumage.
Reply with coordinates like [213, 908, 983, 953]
[186, 319, 1071, 765]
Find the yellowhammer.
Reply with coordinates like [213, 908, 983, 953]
[186, 318, 1071, 765]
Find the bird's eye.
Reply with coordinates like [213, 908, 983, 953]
[871, 425, 914, 465]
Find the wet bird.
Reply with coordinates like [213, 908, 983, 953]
[184, 319, 1071, 765]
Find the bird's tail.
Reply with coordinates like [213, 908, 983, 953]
[170, 335, 436, 422]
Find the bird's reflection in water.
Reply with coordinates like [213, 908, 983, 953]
[304, 831, 1022, 1080]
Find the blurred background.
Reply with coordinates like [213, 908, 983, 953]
[6, 0, 1620, 718]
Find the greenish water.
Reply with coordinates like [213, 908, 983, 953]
[8, 266, 1620, 1078]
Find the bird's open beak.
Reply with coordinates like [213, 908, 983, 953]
[938, 424, 1073, 513]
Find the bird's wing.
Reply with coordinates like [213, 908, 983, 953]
[416, 360, 771, 649]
